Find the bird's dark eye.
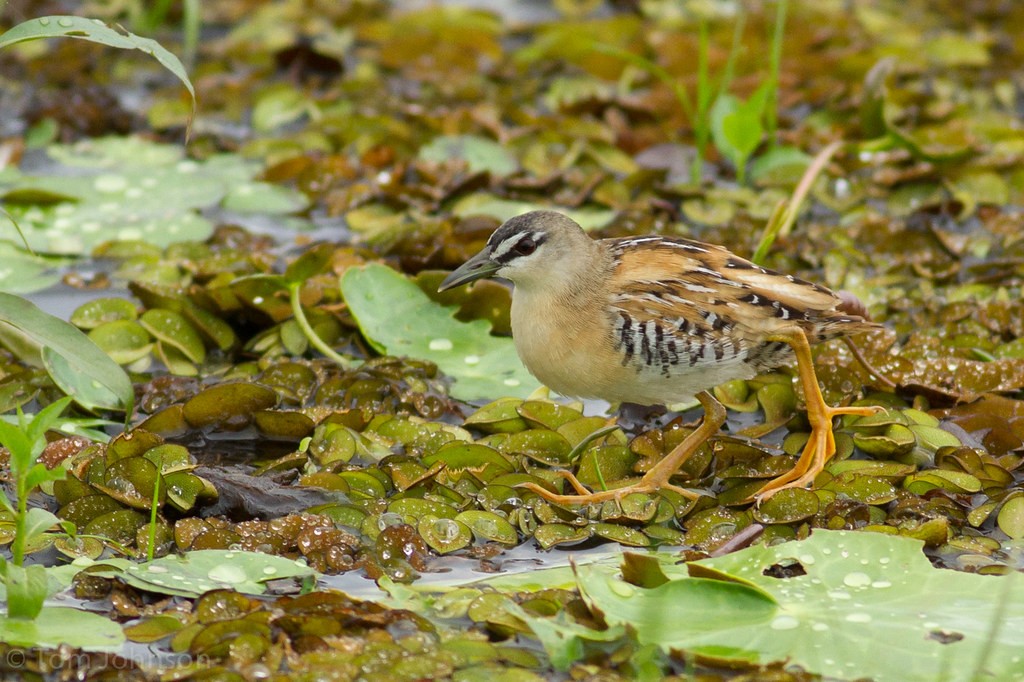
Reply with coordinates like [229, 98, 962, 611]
[514, 238, 537, 256]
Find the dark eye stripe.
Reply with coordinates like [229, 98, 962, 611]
[492, 231, 546, 265]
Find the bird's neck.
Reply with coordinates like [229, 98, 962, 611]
[510, 242, 612, 336]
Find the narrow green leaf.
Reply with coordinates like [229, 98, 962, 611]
[0, 16, 194, 123]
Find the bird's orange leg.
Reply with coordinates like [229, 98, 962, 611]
[517, 391, 725, 504]
[751, 329, 884, 503]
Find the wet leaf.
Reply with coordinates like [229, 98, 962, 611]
[92, 549, 318, 598]
[0, 16, 194, 113]
[71, 298, 138, 329]
[88, 320, 153, 365]
[577, 530, 1024, 681]
[996, 496, 1024, 540]
[533, 523, 590, 549]
[418, 517, 472, 553]
[455, 511, 518, 545]
[464, 398, 529, 434]
[139, 309, 206, 364]
[0, 605, 125, 651]
[340, 264, 539, 400]
[752, 488, 819, 524]
[182, 382, 278, 430]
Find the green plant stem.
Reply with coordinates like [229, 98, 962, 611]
[715, 11, 746, 106]
[147, 464, 161, 562]
[752, 139, 843, 264]
[12, 477, 27, 566]
[691, 17, 712, 184]
[182, 0, 200, 69]
[289, 283, 354, 368]
[766, 0, 789, 148]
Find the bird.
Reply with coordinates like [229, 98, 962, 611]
[438, 210, 883, 504]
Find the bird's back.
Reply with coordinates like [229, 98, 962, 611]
[587, 235, 876, 404]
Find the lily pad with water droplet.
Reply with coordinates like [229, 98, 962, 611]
[0, 136, 306, 286]
[572, 530, 1024, 682]
[340, 263, 539, 401]
[92, 549, 318, 598]
[139, 309, 206, 364]
[71, 297, 139, 329]
[88, 320, 153, 365]
[752, 488, 820, 524]
[533, 523, 591, 550]
[455, 510, 518, 545]
[419, 516, 473, 553]
[996, 495, 1024, 540]
[463, 398, 529, 434]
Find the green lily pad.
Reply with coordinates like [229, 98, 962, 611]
[88, 320, 153, 365]
[997, 496, 1024, 540]
[91, 549, 318, 598]
[418, 516, 473, 553]
[576, 530, 1024, 682]
[181, 382, 278, 430]
[340, 263, 539, 401]
[751, 488, 820, 524]
[0, 241, 66, 294]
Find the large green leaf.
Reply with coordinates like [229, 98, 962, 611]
[577, 530, 1024, 682]
[340, 263, 539, 401]
[0, 293, 133, 412]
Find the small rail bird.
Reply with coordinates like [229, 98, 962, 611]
[438, 210, 881, 504]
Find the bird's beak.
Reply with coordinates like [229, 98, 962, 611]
[437, 247, 500, 291]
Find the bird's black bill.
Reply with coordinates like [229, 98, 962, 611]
[437, 248, 500, 291]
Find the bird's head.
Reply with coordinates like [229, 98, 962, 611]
[438, 210, 595, 292]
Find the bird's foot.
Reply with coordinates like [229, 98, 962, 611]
[750, 404, 885, 503]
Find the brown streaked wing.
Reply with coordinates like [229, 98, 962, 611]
[605, 236, 875, 338]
